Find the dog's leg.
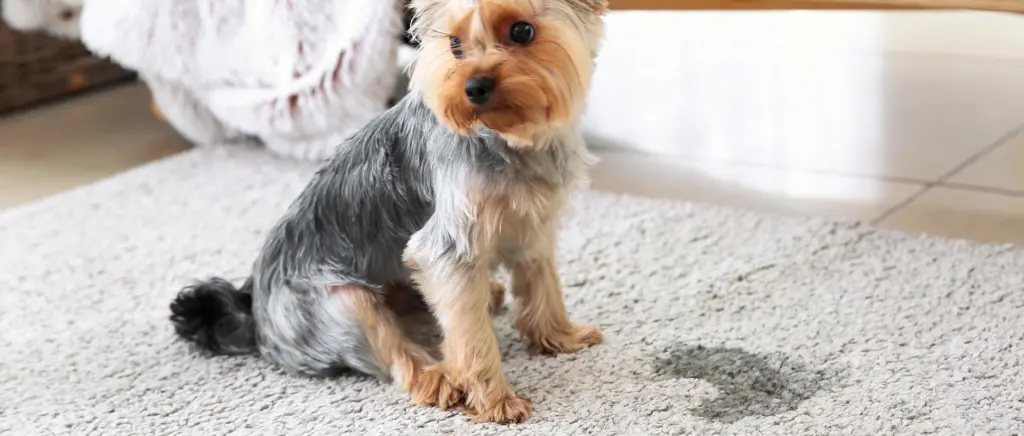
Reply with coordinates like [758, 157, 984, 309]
[406, 261, 531, 424]
[490, 281, 507, 314]
[333, 285, 460, 409]
[507, 232, 603, 356]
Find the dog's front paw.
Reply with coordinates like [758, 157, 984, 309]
[410, 365, 462, 410]
[527, 324, 603, 355]
[466, 395, 533, 424]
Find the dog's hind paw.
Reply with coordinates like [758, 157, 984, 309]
[410, 365, 462, 410]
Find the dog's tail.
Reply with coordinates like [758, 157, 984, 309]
[169, 277, 257, 355]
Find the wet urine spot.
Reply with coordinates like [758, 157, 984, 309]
[654, 344, 845, 423]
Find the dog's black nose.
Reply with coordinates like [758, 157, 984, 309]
[465, 77, 496, 105]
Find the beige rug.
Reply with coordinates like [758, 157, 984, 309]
[2, 146, 1022, 435]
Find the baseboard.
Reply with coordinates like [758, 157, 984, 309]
[609, 0, 1024, 12]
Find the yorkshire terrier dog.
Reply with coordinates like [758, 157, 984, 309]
[170, 0, 608, 424]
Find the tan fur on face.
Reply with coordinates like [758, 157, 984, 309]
[409, 0, 606, 147]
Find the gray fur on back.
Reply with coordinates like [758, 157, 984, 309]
[249, 92, 591, 378]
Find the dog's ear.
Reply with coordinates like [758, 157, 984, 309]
[407, 0, 448, 42]
[572, 0, 610, 14]
[407, 0, 431, 10]
[408, 0, 445, 16]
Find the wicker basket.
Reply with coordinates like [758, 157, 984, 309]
[0, 21, 135, 114]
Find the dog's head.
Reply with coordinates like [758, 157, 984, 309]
[408, 0, 607, 148]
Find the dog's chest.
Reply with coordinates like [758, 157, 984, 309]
[465, 142, 587, 253]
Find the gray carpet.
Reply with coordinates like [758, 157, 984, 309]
[2, 146, 1023, 435]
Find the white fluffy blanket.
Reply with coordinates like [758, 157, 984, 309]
[77, 0, 403, 160]
[1, 0, 83, 39]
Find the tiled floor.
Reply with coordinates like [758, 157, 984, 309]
[1, 11, 1023, 245]
[585, 10, 1024, 244]
[0, 84, 190, 207]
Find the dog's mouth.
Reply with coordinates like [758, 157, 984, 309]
[435, 88, 555, 141]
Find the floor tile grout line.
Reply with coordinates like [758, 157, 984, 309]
[592, 147, 934, 186]
[934, 122, 1024, 184]
[937, 182, 1024, 198]
[870, 184, 933, 226]
[870, 122, 1024, 225]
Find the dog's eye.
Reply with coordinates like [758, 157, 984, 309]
[450, 36, 464, 59]
[509, 22, 534, 45]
